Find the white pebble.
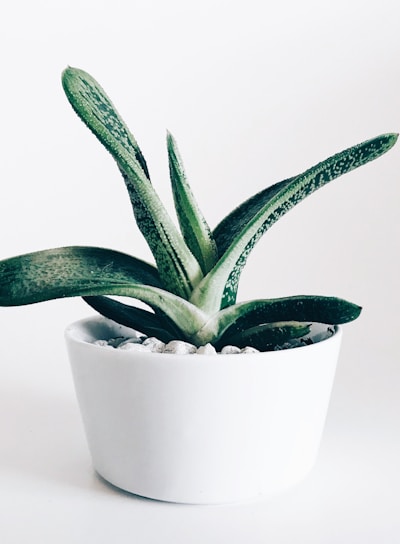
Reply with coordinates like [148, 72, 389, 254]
[93, 334, 262, 356]
[142, 337, 166, 353]
[197, 343, 217, 355]
[221, 345, 241, 354]
[163, 340, 197, 354]
[117, 337, 145, 348]
[240, 346, 260, 354]
[119, 342, 151, 352]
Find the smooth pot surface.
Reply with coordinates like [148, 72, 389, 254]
[65, 316, 342, 504]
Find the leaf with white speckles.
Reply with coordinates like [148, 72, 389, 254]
[0, 246, 208, 340]
[193, 295, 361, 347]
[191, 133, 398, 313]
[62, 67, 203, 299]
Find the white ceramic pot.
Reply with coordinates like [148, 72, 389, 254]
[65, 316, 342, 504]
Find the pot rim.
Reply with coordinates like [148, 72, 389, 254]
[65, 315, 342, 359]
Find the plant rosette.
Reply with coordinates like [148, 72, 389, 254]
[0, 67, 397, 504]
[66, 316, 342, 504]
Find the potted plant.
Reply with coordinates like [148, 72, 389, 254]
[0, 67, 397, 504]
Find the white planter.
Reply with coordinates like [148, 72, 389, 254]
[65, 316, 342, 504]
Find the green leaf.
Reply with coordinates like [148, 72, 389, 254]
[83, 296, 182, 342]
[191, 133, 398, 313]
[0, 246, 208, 339]
[62, 69, 150, 179]
[216, 321, 311, 351]
[212, 177, 293, 256]
[167, 131, 218, 273]
[193, 295, 361, 345]
[62, 67, 203, 298]
[0, 246, 161, 304]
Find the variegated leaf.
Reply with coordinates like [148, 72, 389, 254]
[62, 67, 203, 298]
[193, 295, 361, 345]
[191, 133, 398, 312]
[0, 246, 208, 340]
[216, 321, 311, 351]
[167, 131, 218, 273]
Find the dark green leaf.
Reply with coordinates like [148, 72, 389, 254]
[83, 296, 181, 342]
[0, 246, 161, 305]
[0, 246, 208, 339]
[194, 295, 361, 345]
[62, 67, 203, 298]
[213, 177, 293, 255]
[192, 133, 398, 312]
[167, 132, 217, 273]
[216, 321, 311, 351]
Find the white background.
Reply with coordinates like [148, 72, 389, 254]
[0, 1, 399, 542]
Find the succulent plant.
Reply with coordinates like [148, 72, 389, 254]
[0, 67, 397, 350]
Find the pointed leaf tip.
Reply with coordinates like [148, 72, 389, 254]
[192, 133, 398, 312]
[167, 130, 218, 273]
[61, 67, 203, 298]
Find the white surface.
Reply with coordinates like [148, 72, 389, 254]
[1, 323, 399, 543]
[0, 0, 399, 541]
